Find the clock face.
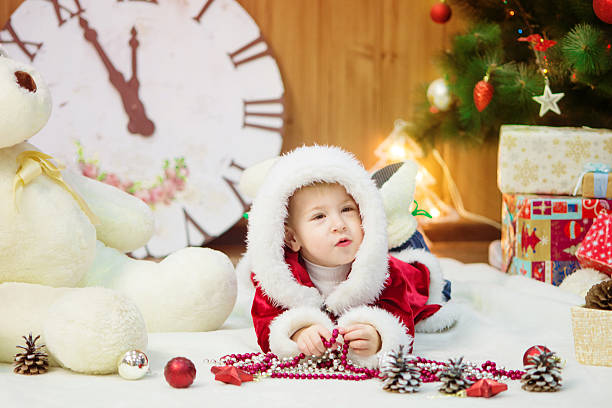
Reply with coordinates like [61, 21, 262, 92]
[1, 0, 285, 257]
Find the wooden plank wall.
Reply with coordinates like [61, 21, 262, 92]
[1, 0, 501, 222]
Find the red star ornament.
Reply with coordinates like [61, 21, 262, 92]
[466, 379, 508, 397]
[211, 365, 254, 386]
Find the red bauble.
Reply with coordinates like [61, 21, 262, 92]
[164, 357, 196, 388]
[523, 345, 551, 366]
[593, 0, 612, 24]
[473, 80, 494, 112]
[430, 2, 452, 24]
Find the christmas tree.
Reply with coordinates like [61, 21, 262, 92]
[414, 0, 612, 147]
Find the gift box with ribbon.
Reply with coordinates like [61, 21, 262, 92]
[573, 163, 611, 199]
[498, 125, 612, 195]
[501, 193, 612, 285]
[576, 212, 612, 276]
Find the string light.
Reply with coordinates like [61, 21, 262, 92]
[517, 28, 523, 34]
[372, 120, 502, 229]
[389, 143, 406, 161]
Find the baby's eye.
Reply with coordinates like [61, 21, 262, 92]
[342, 206, 355, 213]
[312, 213, 325, 220]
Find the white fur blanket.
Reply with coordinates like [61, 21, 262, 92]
[2, 259, 610, 407]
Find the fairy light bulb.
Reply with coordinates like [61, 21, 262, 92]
[389, 143, 406, 160]
[430, 207, 441, 218]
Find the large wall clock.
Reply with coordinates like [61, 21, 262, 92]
[1, 0, 285, 258]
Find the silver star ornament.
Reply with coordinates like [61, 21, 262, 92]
[532, 84, 564, 117]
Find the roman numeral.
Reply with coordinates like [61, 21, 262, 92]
[44, 0, 85, 27]
[184, 208, 214, 245]
[193, 0, 216, 23]
[228, 35, 272, 68]
[0, 19, 43, 62]
[243, 97, 285, 135]
[223, 160, 249, 213]
[117, 0, 158, 4]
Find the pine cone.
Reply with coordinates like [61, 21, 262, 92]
[521, 351, 562, 392]
[585, 279, 612, 310]
[14, 333, 49, 375]
[380, 345, 421, 393]
[438, 357, 474, 394]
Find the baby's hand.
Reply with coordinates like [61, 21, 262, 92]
[291, 324, 332, 357]
[339, 324, 381, 357]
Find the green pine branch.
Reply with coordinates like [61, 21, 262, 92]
[411, 0, 612, 146]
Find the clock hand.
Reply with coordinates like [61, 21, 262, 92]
[78, 16, 155, 137]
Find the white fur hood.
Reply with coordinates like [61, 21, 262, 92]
[246, 146, 389, 316]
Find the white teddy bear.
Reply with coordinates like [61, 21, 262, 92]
[0, 47, 237, 374]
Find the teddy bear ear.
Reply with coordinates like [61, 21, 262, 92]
[238, 157, 280, 199]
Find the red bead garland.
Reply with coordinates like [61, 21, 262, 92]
[218, 329, 380, 381]
[214, 328, 525, 384]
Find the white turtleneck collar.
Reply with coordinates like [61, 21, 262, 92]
[302, 257, 351, 298]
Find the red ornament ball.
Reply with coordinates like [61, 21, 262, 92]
[523, 345, 551, 366]
[593, 0, 612, 24]
[164, 357, 196, 388]
[430, 2, 452, 24]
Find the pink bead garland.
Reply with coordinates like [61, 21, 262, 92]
[216, 328, 525, 383]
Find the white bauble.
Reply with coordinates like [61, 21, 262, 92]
[426, 78, 452, 111]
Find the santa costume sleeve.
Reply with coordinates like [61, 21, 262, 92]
[251, 280, 334, 357]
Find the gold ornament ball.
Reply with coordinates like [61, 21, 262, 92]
[117, 350, 149, 380]
[427, 78, 452, 111]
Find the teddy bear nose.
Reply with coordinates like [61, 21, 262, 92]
[15, 71, 37, 93]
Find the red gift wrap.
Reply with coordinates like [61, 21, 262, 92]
[501, 194, 612, 285]
[576, 212, 612, 275]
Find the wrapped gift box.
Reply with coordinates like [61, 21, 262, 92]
[501, 193, 612, 285]
[581, 171, 611, 199]
[576, 212, 612, 275]
[498, 125, 612, 195]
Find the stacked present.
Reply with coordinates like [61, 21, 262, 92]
[499, 125, 612, 285]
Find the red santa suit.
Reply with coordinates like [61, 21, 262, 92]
[238, 146, 458, 368]
[252, 248, 442, 355]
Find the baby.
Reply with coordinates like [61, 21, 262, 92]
[285, 182, 381, 357]
[244, 146, 456, 368]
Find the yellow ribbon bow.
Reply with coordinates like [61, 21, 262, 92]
[13, 150, 100, 225]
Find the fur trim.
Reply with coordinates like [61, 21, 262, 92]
[380, 161, 418, 249]
[559, 268, 610, 298]
[247, 146, 389, 315]
[337, 305, 412, 369]
[268, 307, 334, 358]
[391, 248, 445, 304]
[415, 301, 460, 333]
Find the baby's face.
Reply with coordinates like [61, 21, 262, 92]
[285, 183, 364, 267]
